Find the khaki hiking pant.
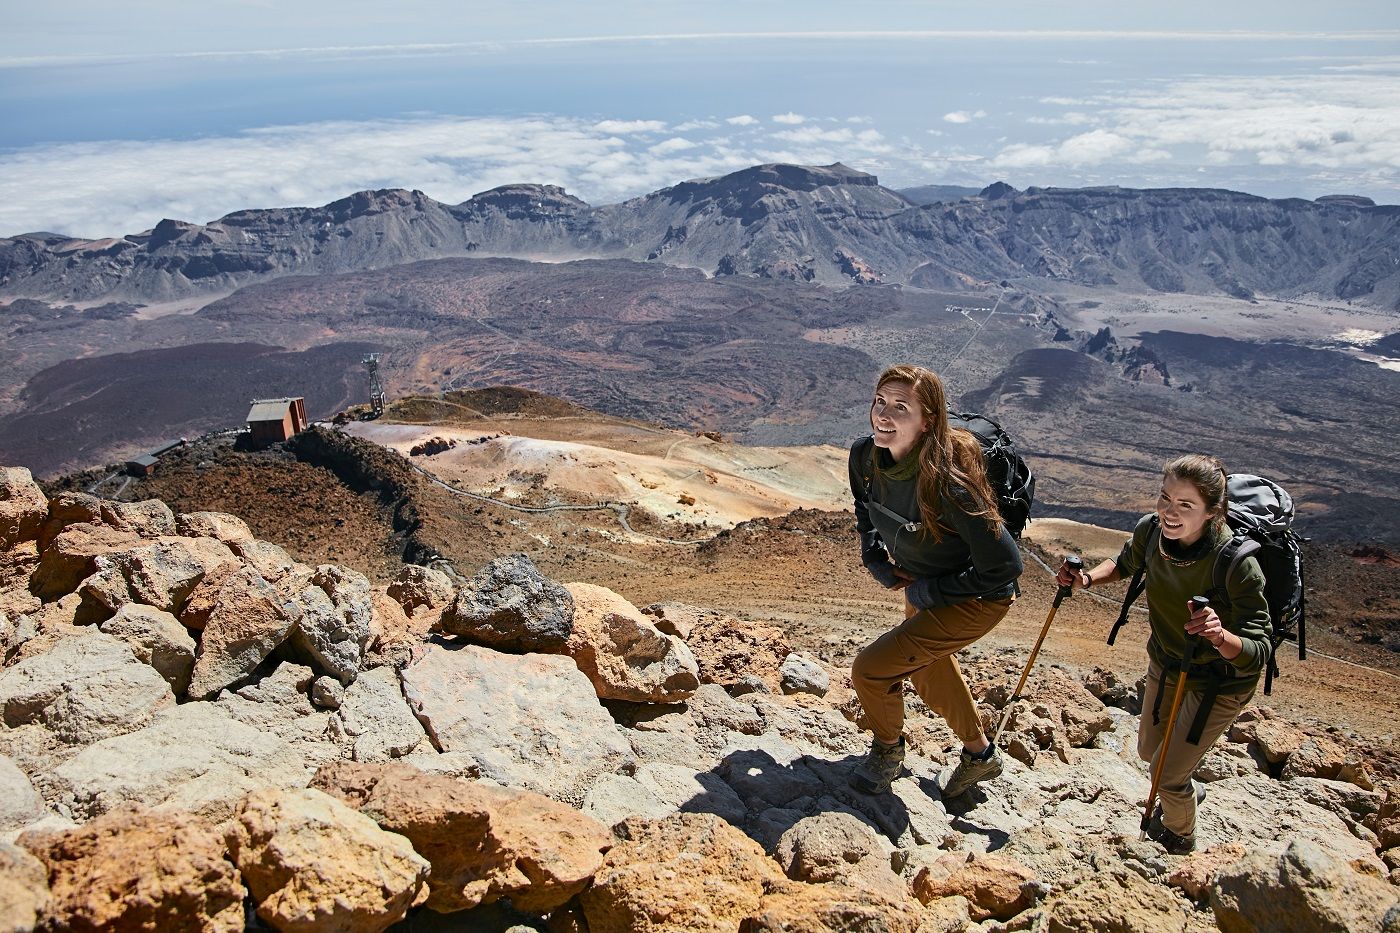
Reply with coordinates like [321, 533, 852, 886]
[1138, 656, 1254, 837]
[852, 594, 1014, 747]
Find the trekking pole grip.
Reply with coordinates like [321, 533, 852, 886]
[1053, 556, 1083, 608]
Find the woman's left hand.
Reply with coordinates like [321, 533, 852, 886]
[1185, 601, 1226, 648]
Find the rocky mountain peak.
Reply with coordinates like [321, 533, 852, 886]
[456, 184, 591, 219]
[661, 162, 882, 205]
[978, 181, 1018, 200]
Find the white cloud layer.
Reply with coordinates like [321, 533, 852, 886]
[943, 110, 987, 124]
[4, 64, 1399, 239]
[0, 113, 907, 237]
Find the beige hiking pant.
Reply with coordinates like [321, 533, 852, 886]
[852, 595, 1013, 746]
[1138, 656, 1254, 836]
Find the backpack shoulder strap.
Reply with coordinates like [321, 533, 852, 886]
[1210, 534, 1262, 603]
[852, 435, 876, 500]
[1108, 517, 1157, 646]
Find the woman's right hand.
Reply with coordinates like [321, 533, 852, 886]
[1056, 561, 1090, 590]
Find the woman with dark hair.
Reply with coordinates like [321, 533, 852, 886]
[1057, 455, 1271, 853]
[848, 364, 1023, 798]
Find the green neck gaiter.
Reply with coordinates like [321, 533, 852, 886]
[883, 435, 926, 482]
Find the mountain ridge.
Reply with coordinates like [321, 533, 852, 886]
[4, 163, 1398, 308]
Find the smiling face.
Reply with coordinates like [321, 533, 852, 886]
[1157, 475, 1219, 546]
[870, 380, 929, 462]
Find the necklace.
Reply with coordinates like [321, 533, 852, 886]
[1157, 530, 1211, 567]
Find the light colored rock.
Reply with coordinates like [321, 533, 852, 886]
[633, 761, 749, 825]
[746, 879, 927, 933]
[80, 535, 235, 621]
[311, 760, 611, 915]
[19, 807, 244, 933]
[563, 582, 700, 703]
[29, 522, 142, 600]
[775, 812, 903, 903]
[99, 603, 196, 695]
[1198, 774, 1383, 870]
[231, 786, 428, 933]
[1280, 736, 1348, 781]
[1044, 867, 1190, 933]
[1231, 715, 1306, 765]
[1168, 842, 1248, 901]
[386, 564, 456, 614]
[101, 498, 176, 537]
[683, 608, 790, 691]
[779, 652, 830, 697]
[983, 665, 1114, 753]
[582, 773, 672, 827]
[0, 753, 45, 832]
[0, 629, 173, 745]
[186, 563, 295, 699]
[0, 467, 47, 550]
[580, 812, 785, 932]
[176, 511, 255, 544]
[0, 841, 49, 933]
[214, 662, 340, 765]
[1211, 838, 1400, 933]
[35, 493, 102, 551]
[283, 564, 373, 685]
[401, 642, 632, 802]
[911, 851, 1042, 922]
[331, 666, 426, 761]
[441, 553, 574, 652]
[228, 538, 299, 583]
[312, 675, 345, 709]
[686, 682, 764, 736]
[49, 702, 308, 824]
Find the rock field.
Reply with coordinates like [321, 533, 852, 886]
[2, 463, 1398, 932]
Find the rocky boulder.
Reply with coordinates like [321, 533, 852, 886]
[328, 666, 426, 761]
[0, 752, 47, 832]
[28, 522, 141, 600]
[98, 603, 196, 695]
[440, 553, 573, 652]
[185, 564, 296, 700]
[175, 511, 255, 544]
[982, 664, 1114, 757]
[19, 807, 245, 933]
[0, 842, 50, 933]
[580, 812, 785, 932]
[1211, 838, 1400, 932]
[386, 564, 456, 615]
[1043, 867, 1191, 933]
[779, 652, 830, 697]
[231, 787, 429, 933]
[0, 629, 173, 746]
[1167, 842, 1248, 901]
[100, 499, 176, 538]
[35, 492, 103, 551]
[402, 642, 632, 801]
[0, 467, 47, 549]
[79, 536, 234, 622]
[312, 760, 611, 914]
[747, 880, 927, 933]
[563, 582, 699, 703]
[682, 607, 790, 691]
[911, 851, 1042, 921]
[282, 564, 374, 684]
[48, 702, 308, 824]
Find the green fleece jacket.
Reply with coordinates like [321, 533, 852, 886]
[849, 436, 1022, 608]
[1114, 514, 1272, 695]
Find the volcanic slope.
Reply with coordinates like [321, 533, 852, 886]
[63, 395, 1400, 746]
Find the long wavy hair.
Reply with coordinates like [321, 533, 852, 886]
[1162, 454, 1230, 535]
[872, 364, 1002, 541]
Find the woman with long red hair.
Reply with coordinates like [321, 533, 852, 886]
[848, 364, 1023, 798]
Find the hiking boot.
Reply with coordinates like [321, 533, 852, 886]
[850, 736, 906, 794]
[1147, 808, 1197, 855]
[941, 744, 1004, 799]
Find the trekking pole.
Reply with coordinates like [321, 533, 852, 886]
[991, 555, 1083, 744]
[1141, 596, 1209, 841]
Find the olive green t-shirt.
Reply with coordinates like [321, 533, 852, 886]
[1114, 514, 1272, 695]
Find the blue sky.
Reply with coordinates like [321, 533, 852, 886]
[2, 2, 1398, 237]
